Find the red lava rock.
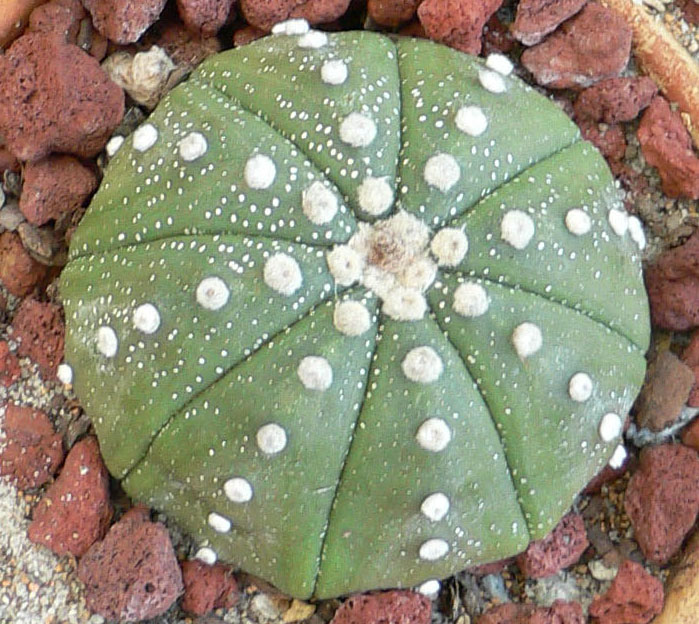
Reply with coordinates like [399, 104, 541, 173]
[637, 96, 699, 200]
[577, 120, 626, 163]
[81, 0, 167, 43]
[180, 560, 240, 616]
[681, 418, 699, 451]
[233, 24, 267, 47]
[0, 341, 21, 387]
[240, 0, 352, 31]
[27, 436, 112, 556]
[417, 0, 503, 55]
[516, 512, 589, 578]
[0, 232, 48, 297]
[677, 0, 699, 25]
[521, 3, 631, 89]
[145, 18, 220, 69]
[573, 76, 657, 124]
[588, 560, 663, 624]
[176, 0, 235, 37]
[28, 0, 83, 39]
[77, 506, 184, 622]
[19, 155, 97, 227]
[644, 230, 699, 331]
[12, 298, 64, 380]
[478, 600, 585, 624]
[398, 20, 428, 39]
[633, 349, 695, 431]
[0, 32, 124, 162]
[512, 0, 587, 46]
[368, 0, 421, 27]
[482, 14, 516, 55]
[0, 148, 20, 175]
[0, 0, 47, 47]
[331, 590, 431, 624]
[624, 444, 699, 565]
[0, 404, 63, 490]
[583, 461, 629, 495]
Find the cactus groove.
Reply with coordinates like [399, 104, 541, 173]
[60, 24, 650, 599]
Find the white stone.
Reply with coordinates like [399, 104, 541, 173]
[398, 258, 437, 292]
[194, 547, 217, 565]
[424, 153, 461, 192]
[271, 18, 310, 35]
[224, 477, 253, 503]
[608, 208, 629, 236]
[196, 276, 230, 310]
[133, 123, 158, 152]
[321, 59, 348, 85]
[264, 253, 303, 296]
[96, 326, 118, 358]
[326, 245, 363, 286]
[568, 372, 593, 402]
[501, 210, 535, 249]
[57, 363, 73, 385]
[420, 492, 450, 522]
[339, 113, 377, 148]
[133, 303, 160, 334]
[106, 135, 125, 157]
[333, 300, 371, 336]
[257, 423, 288, 454]
[628, 216, 646, 250]
[244, 154, 276, 190]
[357, 176, 394, 216]
[512, 322, 542, 359]
[417, 579, 441, 597]
[608, 443, 627, 469]
[419, 538, 449, 561]
[599, 412, 622, 442]
[302, 181, 339, 224]
[382, 287, 427, 321]
[416, 418, 451, 452]
[431, 227, 468, 266]
[298, 30, 328, 49]
[453, 282, 489, 317]
[478, 68, 507, 94]
[565, 208, 592, 236]
[402, 346, 443, 384]
[455, 105, 488, 137]
[297, 355, 333, 391]
[485, 53, 514, 76]
[178, 131, 208, 162]
[208, 512, 231, 533]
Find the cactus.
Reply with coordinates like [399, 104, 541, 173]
[59, 23, 650, 600]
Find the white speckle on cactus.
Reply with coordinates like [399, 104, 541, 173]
[224, 477, 254, 503]
[327, 245, 363, 286]
[208, 512, 232, 533]
[57, 363, 73, 385]
[196, 276, 230, 310]
[419, 538, 449, 561]
[565, 209, 591, 236]
[382, 287, 427, 321]
[420, 492, 450, 521]
[302, 181, 339, 225]
[455, 105, 488, 137]
[298, 30, 328, 49]
[256, 423, 288, 454]
[478, 68, 507, 93]
[96, 326, 118, 358]
[105, 135, 124, 157]
[339, 112, 377, 148]
[501, 210, 535, 250]
[271, 18, 310, 35]
[333, 300, 371, 336]
[178, 131, 208, 162]
[568, 372, 593, 402]
[511, 322, 542, 359]
[599, 412, 622, 442]
[297, 355, 333, 390]
[402, 346, 443, 384]
[244, 154, 277, 190]
[608, 208, 629, 236]
[608, 444, 627, 468]
[453, 282, 489, 317]
[132, 123, 158, 152]
[263, 253, 303, 296]
[417, 579, 441, 597]
[357, 176, 394, 216]
[485, 53, 514, 76]
[321, 59, 348, 85]
[133, 303, 161, 334]
[430, 227, 468, 266]
[424, 153, 460, 192]
[628, 216, 646, 250]
[416, 417, 451, 452]
[194, 547, 217, 565]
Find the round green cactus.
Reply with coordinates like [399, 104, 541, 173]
[59, 23, 650, 600]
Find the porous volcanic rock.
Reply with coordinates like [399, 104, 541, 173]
[81, 0, 167, 43]
[0, 341, 21, 387]
[180, 560, 240, 615]
[512, 0, 587, 46]
[573, 76, 657, 123]
[0, 232, 48, 297]
[368, 0, 421, 26]
[681, 418, 699, 450]
[479, 599, 585, 624]
[12, 298, 64, 380]
[176, 0, 235, 37]
[240, 0, 352, 31]
[577, 121, 627, 164]
[330, 591, 431, 624]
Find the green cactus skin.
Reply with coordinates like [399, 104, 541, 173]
[59, 25, 650, 600]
